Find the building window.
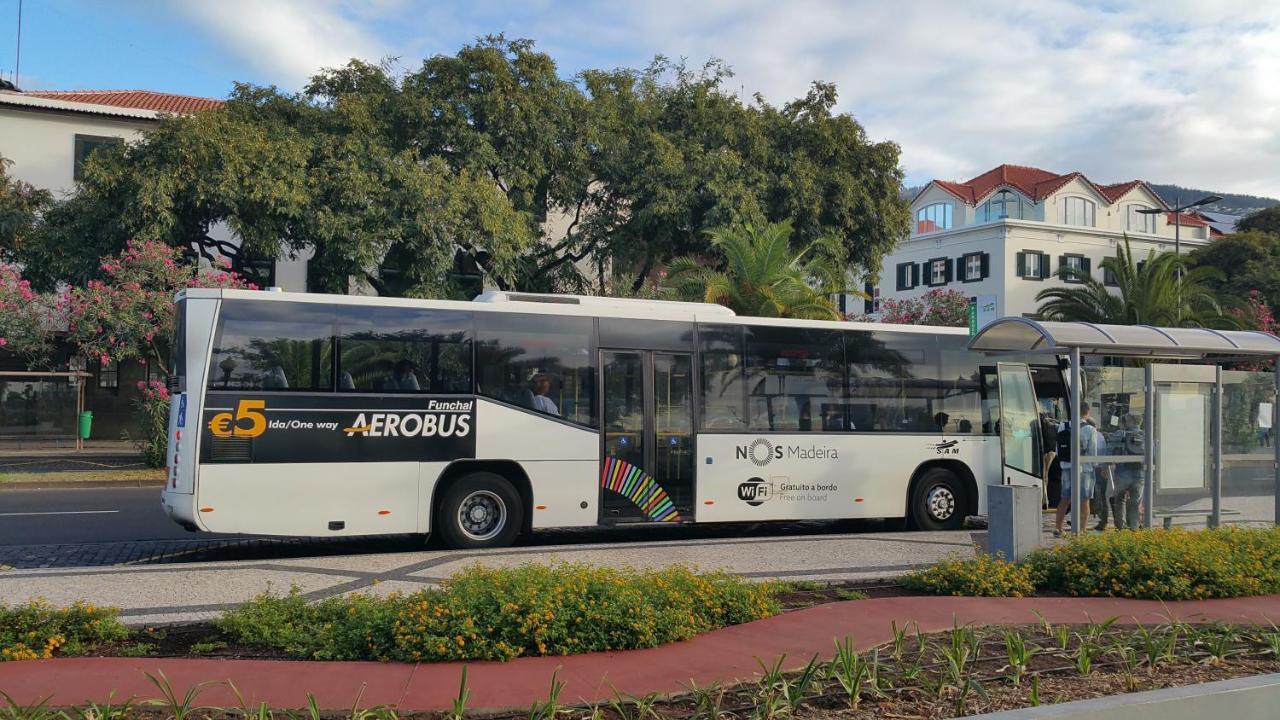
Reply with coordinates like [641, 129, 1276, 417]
[895, 262, 920, 291]
[1059, 253, 1090, 283]
[926, 257, 952, 287]
[97, 359, 119, 389]
[1125, 204, 1156, 233]
[1103, 266, 1118, 287]
[976, 190, 1024, 223]
[1059, 196, 1096, 227]
[959, 252, 989, 282]
[1016, 250, 1050, 280]
[73, 134, 123, 181]
[915, 203, 953, 234]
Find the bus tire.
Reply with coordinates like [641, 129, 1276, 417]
[910, 467, 967, 531]
[436, 472, 524, 549]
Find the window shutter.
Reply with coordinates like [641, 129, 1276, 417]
[863, 282, 874, 314]
[911, 263, 921, 288]
[896, 263, 908, 291]
[943, 258, 954, 284]
[955, 256, 967, 282]
[1058, 255, 1068, 276]
[980, 253, 991, 280]
[1039, 255, 1051, 280]
[1016, 252, 1027, 278]
[1082, 257, 1092, 277]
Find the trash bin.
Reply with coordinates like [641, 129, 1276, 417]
[78, 411, 93, 440]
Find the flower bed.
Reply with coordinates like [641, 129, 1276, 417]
[902, 526, 1280, 600]
[217, 562, 779, 662]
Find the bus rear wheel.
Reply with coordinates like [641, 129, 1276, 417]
[436, 472, 524, 549]
[910, 467, 967, 531]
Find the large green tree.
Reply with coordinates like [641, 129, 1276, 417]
[19, 37, 908, 298]
[1036, 239, 1236, 328]
[1187, 230, 1280, 309]
[0, 156, 51, 265]
[1237, 206, 1280, 236]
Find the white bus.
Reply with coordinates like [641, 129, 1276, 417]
[162, 289, 1062, 548]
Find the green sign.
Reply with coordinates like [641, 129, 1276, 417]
[968, 297, 978, 337]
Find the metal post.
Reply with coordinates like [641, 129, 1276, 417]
[1274, 367, 1279, 527]
[1070, 347, 1082, 535]
[1144, 363, 1156, 529]
[1211, 366, 1222, 528]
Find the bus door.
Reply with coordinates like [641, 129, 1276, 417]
[599, 350, 695, 523]
[996, 362, 1043, 487]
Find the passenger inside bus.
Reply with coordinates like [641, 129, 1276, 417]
[381, 359, 421, 392]
[531, 373, 560, 416]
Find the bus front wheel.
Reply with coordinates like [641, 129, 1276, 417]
[909, 467, 967, 531]
[436, 472, 524, 549]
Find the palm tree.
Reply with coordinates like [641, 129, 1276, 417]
[1035, 238, 1237, 328]
[663, 221, 852, 320]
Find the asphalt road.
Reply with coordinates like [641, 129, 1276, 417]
[0, 486, 214, 546]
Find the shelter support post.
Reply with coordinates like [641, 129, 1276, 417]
[1070, 347, 1082, 535]
[1211, 366, 1222, 528]
[1144, 363, 1155, 530]
[1275, 368, 1279, 527]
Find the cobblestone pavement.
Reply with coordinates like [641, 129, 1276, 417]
[0, 525, 983, 624]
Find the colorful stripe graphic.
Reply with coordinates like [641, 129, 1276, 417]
[600, 456, 681, 522]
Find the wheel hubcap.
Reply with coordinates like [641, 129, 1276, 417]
[458, 490, 506, 542]
[926, 485, 956, 521]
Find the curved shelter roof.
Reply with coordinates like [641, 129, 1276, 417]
[969, 317, 1280, 357]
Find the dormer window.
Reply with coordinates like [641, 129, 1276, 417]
[916, 203, 953, 234]
[1059, 197, 1096, 227]
[976, 189, 1025, 223]
[1125, 204, 1157, 233]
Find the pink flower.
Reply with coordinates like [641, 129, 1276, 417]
[0, 338, 7, 347]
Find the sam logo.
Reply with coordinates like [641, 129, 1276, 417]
[736, 438, 781, 467]
[737, 477, 773, 506]
[932, 440, 960, 455]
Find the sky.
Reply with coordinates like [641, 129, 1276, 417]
[3, 0, 1279, 198]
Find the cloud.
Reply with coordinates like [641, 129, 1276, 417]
[584, 0, 1280, 197]
[174, 0, 1280, 198]
[174, 0, 390, 90]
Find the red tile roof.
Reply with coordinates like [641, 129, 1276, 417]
[922, 164, 1167, 208]
[1168, 211, 1210, 228]
[22, 90, 223, 114]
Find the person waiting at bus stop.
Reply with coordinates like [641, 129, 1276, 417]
[1054, 404, 1098, 537]
[1108, 413, 1144, 530]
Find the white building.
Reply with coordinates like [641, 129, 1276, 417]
[868, 164, 1220, 319]
[0, 88, 311, 291]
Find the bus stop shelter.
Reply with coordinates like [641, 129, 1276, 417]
[970, 318, 1280, 535]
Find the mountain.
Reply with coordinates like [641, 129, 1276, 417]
[1146, 184, 1278, 217]
[900, 182, 1278, 218]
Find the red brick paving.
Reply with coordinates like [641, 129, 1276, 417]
[1, 595, 1277, 711]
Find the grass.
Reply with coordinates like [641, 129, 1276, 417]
[0, 468, 164, 484]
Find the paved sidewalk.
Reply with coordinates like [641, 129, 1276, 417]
[0, 530, 980, 624]
[0, 595, 1276, 711]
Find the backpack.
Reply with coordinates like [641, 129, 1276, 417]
[1056, 423, 1072, 462]
[1057, 422, 1094, 462]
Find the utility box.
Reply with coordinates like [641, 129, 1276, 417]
[987, 484, 1041, 562]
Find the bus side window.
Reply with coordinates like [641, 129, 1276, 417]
[207, 300, 334, 392]
[474, 313, 596, 428]
[335, 306, 471, 394]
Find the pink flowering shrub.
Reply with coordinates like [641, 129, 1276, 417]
[0, 263, 52, 360]
[60, 240, 255, 371]
[878, 288, 970, 327]
[1230, 290, 1276, 372]
[58, 240, 254, 467]
[132, 379, 172, 468]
